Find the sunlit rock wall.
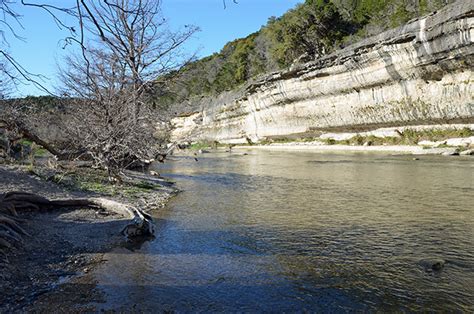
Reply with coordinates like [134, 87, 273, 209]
[171, 1, 474, 144]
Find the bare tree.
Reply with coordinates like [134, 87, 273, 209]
[0, 59, 14, 99]
[1, 0, 234, 91]
[1, 0, 197, 177]
[0, 96, 72, 160]
[0, 0, 56, 93]
[223, 0, 238, 9]
[59, 0, 198, 178]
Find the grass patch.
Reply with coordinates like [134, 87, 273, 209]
[45, 167, 162, 198]
[34, 147, 49, 157]
[189, 141, 219, 150]
[15, 139, 51, 158]
[257, 128, 473, 147]
[18, 139, 33, 146]
[322, 138, 337, 145]
[260, 137, 318, 145]
[77, 180, 112, 194]
[134, 181, 157, 190]
[399, 128, 473, 144]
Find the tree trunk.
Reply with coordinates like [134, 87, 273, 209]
[0, 118, 83, 160]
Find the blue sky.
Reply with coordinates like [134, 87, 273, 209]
[4, 0, 303, 96]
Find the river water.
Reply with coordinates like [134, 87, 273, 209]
[93, 150, 473, 312]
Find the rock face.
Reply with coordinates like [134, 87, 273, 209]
[171, 1, 474, 144]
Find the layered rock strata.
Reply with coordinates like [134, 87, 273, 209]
[171, 1, 474, 144]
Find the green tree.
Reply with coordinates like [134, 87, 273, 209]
[263, 0, 355, 67]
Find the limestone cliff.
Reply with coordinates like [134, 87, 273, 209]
[170, 1, 474, 144]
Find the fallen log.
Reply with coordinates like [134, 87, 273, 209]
[0, 191, 155, 264]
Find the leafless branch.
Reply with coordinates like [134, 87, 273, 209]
[58, 0, 198, 177]
[223, 0, 238, 9]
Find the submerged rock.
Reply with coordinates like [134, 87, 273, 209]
[420, 258, 446, 272]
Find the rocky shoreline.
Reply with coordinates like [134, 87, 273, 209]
[234, 142, 474, 156]
[188, 123, 474, 156]
[0, 164, 176, 312]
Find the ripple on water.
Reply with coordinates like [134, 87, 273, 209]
[93, 151, 474, 312]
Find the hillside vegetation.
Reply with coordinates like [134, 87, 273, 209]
[157, 0, 453, 109]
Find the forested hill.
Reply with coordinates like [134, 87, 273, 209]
[157, 0, 454, 108]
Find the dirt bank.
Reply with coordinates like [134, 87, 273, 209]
[0, 164, 175, 312]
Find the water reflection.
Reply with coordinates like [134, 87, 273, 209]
[93, 151, 474, 311]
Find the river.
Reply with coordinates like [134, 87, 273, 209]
[92, 150, 474, 311]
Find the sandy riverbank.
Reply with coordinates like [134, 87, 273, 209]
[0, 164, 175, 312]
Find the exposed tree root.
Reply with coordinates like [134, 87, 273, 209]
[0, 191, 154, 268]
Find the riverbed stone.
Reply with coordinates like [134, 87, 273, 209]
[445, 137, 473, 147]
[418, 140, 447, 147]
[420, 258, 446, 272]
[431, 260, 446, 271]
[441, 149, 460, 156]
[320, 133, 356, 141]
[460, 149, 474, 156]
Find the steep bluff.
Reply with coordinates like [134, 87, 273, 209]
[170, 1, 474, 144]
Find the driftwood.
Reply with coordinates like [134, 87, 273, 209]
[0, 191, 154, 267]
